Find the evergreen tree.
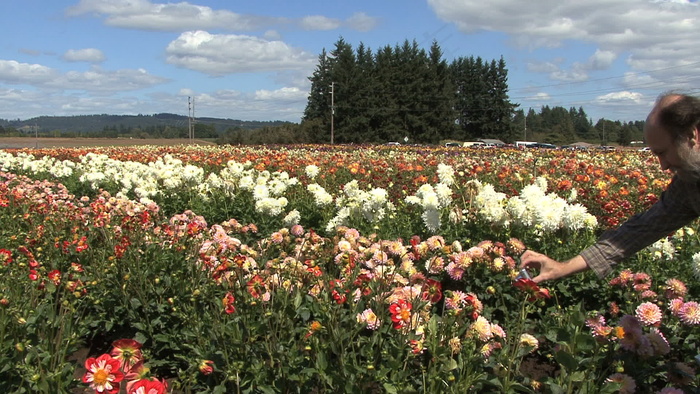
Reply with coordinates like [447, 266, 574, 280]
[451, 56, 485, 140]
[328, 38, 358, 144]
[571, 106, 593, 140]
[421, 40, 457, 143]
[450, 56, 516, 142]
[303, 48, 333, 143]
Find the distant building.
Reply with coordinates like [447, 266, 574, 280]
[477, 138, 505, 146]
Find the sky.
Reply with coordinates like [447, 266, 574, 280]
[1, 0, 699, 124]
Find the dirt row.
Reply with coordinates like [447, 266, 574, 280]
[0, 137, 215, 149]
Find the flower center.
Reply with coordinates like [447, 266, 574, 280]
[93, 369, 109, 385]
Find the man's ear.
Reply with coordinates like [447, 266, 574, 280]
[691, 126, 700, 150]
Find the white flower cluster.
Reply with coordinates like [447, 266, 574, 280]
[0, 152, 75, 178]
[324, 180, 395, 233]
[470, 180, 508, 225]
[405, 174, 454, 233]
[646, 238, 676, 261]
[436, 163, 455, 186]
[205, 161, 298, 217]
[692, 251, 700, 280]
[470, 177, 598, 232]
[1, 151, 301, 216]
[307, 183, 334, 206]
[305, 164, 320, 179]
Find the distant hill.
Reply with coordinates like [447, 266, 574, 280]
[0, 114, 293, 134]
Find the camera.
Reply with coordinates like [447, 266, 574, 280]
[515, 268, 531, 281]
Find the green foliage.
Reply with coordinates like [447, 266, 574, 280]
[1, 147, 699, 393]
[304, 37, 459, 145]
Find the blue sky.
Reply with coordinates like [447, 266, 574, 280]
[1, 0, 699, 124]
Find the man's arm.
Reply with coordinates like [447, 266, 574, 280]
[520, 177, 698, 282]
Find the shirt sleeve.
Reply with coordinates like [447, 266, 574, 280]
[580, 177, 698, 278]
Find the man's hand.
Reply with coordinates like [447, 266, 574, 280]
[519, 251, 590, 283]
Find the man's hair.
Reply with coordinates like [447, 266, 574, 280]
[654, 92, 700, 143]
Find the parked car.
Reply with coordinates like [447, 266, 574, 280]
[531, 142, 558, 149]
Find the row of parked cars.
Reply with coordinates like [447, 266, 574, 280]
[388, 141, 650, 151]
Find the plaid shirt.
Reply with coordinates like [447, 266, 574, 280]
[581, 176, 700, 278]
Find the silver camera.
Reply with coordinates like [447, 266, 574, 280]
[515, 268, 531, 281]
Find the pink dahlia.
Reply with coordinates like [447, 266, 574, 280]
[679, 301, 700, 325]
[605, 373, 636, 393]
[635, 302, 662, 326]
[665, 278, 688, 299]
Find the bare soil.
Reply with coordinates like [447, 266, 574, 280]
[0, 137, 215, 149]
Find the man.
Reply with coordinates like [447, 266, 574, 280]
[520, 92, 700, 283]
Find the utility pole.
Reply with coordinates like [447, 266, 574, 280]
[330, 82, 335, 144]
[188, 96, 196, 141]
[523, 109, 528, 141]
[602, 119, 606, 146]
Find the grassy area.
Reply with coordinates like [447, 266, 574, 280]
[0, 137, 216, 149]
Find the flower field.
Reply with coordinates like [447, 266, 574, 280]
[0, 144, 699, 393]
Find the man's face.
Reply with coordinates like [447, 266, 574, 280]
[645, 120, 700, 182]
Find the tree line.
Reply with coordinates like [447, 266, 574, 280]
[220, 38, 644, 146]
[1, 37, 646, 146]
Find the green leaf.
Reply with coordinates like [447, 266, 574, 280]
[569, 371, 586, 382]
[316, 352, 327, 370]
[134, 332, 148, 345]
[130, 297, 142, 308]
[599, 381, 622, 394]
[442, 358, 458, 372]
[555, 327, 572, 343]
[257, 386, 276, 394]
[294, 292, 302, 309]
[547, 383, 565, 394]
[299, 307, 310, 322]
[486, 378, 503, 390]
[554, 349, 578, 371]
[383, 383, 398, 394]
[575, 333, 596, 351]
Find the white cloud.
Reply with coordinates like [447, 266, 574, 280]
[254, 87, 307, 102]
[0, 60, 56, 84]
[550, 67, 589, 82]
[528, 92, 551, 101]
[66, 0, 152, 16]
[68, 0, 279, 31]
[263, 30, 282, 40]
[171, 89, 306, 121]
[428, 0, 700, 78]
[595, 91, 644, 103]
[49, 67, 168, 92]
[300, 15, 340, 31]
[165, 31, 316, 76]
[67, 0, 378, 33]
[345, 12, 380, 32]
[588, 49, 616, 70]
[63, 48, 106, 63]
[0, 60, 166, 93]
[526, 61, 560, 73]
